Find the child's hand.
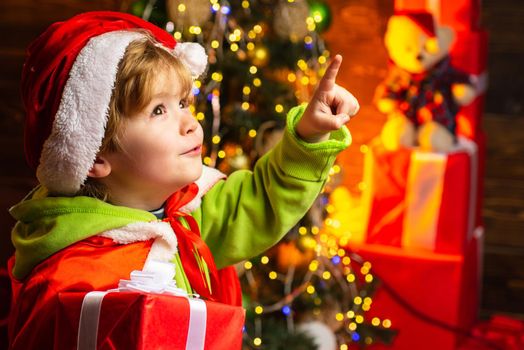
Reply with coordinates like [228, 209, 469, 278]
[296, 55, 359, 143]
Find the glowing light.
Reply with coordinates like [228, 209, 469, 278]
[203, 157, 211, 165]
[335, 313, 344, 321]
[247, 42, 255, 50]
[297, 59, 308, 70]
[322, 271, 331, 280]
[211, 72, 223, 82]
[253, 25, 262, 34]
[306, 285, 315, 294]
[217, 150, 225, 158]
[253, 337, 262, 346]
[249, 66, 258, 74]
[362, 304, 370, 311]
[253, 78, 261, 87]
[352, 332, 360, 341]
[364, 297, 372, 305]
[248, 129, 257, 137]
[298, 226, 307, 235]
[371, 317, 380, 326]
[365, 274, 374, 283]
[340, 345, 348, 350]
[346, 310, 355, 318]
[360, 266, 369, 275]
[360, 144, 369, 153]
[318, 56, 327, 64]
[337, 248, 345, 257]
[383, 319, 392, 328]
[165, 22, 174, 32]
[243, 86, 251, 95]
[242, 0, 250, 9]
[311, 226, 319, 235]
[275, 104, 284, 113]
[255, 306, 263, 314]
[196, 112, 205, 121]
[174, 32, 182, 40]
[242, 102, 250, 110]
[212, 135, 221, 144]
[282, 305, 291, 315]
[212, 3, 220, 12]
[230, 43, 239, 52]
[244, 261, 252, 269]
[365, 337, 373, 345]
[248, 31, 256, 40]
[300, 76, 310, 85]
[287, 72, 296, 82]
[354, 296, 362, 305]
[343, 257, 351, 265]
[269, 271, 277, 279]
[355, 315, 364, 324]
[331, 256, 341, 265]
[348, 322, 357, 331]
[309, 260, 319, 272]
[313, 11, 323, 23]
[221, 6, 231, 15]
[178, 3, 186, 12]
[261, 256, 269, 264]
[304, 36, 313, 44]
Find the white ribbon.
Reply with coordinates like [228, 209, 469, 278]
[77, 260, 207, 350]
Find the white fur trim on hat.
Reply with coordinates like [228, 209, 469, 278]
[37, 31, 143, 195]
[173, 42, 208, 78]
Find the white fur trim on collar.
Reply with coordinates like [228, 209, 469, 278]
[100, 221, 177, 263]
[37, 31, 143, 195]
[180, 165, 226, 213]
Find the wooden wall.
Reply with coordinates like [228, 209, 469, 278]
[0, 0, 522, 319]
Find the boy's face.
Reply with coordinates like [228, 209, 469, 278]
[104, 68, 203, 209]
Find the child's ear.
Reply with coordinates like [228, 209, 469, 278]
[87, 155, 112, 178]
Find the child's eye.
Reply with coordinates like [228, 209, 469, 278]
[179, 98, 190, 109]
[152, 104, 167, 116]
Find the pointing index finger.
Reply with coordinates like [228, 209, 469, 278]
[317, 54, 342, 93]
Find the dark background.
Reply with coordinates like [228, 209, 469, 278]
[0, 0, 522, 319]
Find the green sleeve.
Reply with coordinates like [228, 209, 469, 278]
[192, 104, 351, 269]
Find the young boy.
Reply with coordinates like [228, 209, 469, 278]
[8, 11, 358, 349]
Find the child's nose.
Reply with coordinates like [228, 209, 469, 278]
[181, 111, 198, 135]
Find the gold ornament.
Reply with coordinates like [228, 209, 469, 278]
[273, 0, 310, 42]
[166, 0, 212, 28]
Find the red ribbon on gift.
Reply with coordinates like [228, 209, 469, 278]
[164, 184, 241, 305]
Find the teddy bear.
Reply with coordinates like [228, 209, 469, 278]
[374, 11, 477, 152]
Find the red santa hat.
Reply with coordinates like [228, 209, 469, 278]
[394, 10, 437, 37]
[22, 11, 208, 195]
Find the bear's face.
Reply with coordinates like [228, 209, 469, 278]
[384, 16, 453, 74]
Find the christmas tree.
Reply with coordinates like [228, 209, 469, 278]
[127, 0, 396, 347]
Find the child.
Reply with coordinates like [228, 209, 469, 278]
[8, 11, 359, 349]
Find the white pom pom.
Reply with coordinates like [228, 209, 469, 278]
[297, 321, 337, 350]
[173, 42, 208, 78]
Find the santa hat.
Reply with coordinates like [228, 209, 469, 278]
[394, 11, 436, 37]
[22, 11, 208, 195]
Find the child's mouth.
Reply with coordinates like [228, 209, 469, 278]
[182, 145, 202, 156]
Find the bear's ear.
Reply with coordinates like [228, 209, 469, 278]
[436, 25, 455, 54]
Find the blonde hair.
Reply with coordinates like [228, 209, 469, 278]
[78, 33, 194, 200]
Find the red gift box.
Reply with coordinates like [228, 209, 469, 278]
[360, 137, 479, 254]
[458, 315, 524, 350]
[348, 227, 483, 350]
[55, 291, 245, 350]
